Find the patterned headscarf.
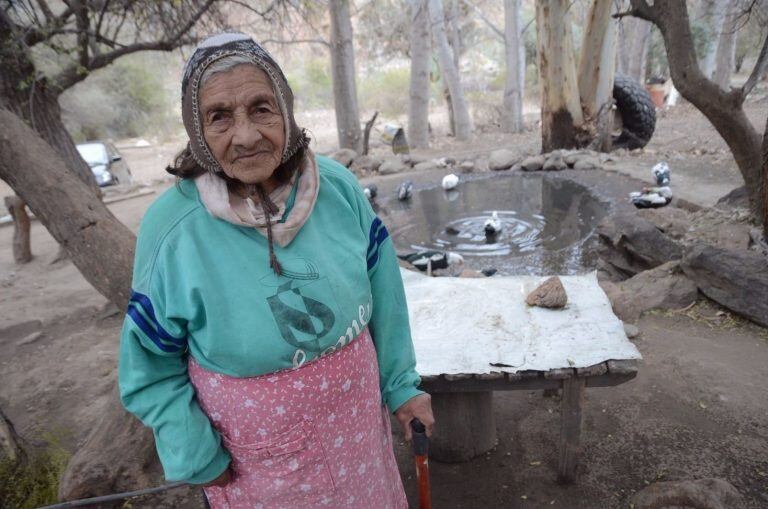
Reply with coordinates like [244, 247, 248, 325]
[181, 32, 308, 173]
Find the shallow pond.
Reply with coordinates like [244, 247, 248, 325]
[375, 173, 608, 276]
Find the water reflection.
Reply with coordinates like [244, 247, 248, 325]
[377, 174, 607, 276]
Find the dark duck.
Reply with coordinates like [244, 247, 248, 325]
[630, 162, 672, 208]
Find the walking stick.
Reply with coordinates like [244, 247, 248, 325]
[410, 418, 432, 509]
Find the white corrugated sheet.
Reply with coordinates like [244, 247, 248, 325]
[401, 269, 642, 376]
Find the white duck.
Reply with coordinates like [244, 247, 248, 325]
[442, 173, 459, 190]
[630, 162, 673, 209]
[483, 211, 503, 237]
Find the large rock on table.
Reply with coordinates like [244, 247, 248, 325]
[599, 261, 698, 322]
[681, 243, 768, 327]
[597, 213, 683, 278]
[526, 276, 568, 308]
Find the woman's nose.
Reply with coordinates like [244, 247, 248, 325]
[231, 115, 263, 149]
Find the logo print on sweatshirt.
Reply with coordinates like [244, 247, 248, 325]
[263, 258, 338, 352]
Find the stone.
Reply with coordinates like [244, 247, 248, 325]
[329, 148, 357, 168]
[526, 276, 568, 309]
[622, 323, 640, 339]
[572, 157, 600, 170]
[378, 156, 408, 175]
[681, 243, 768, 327]
[458, 268, 484, 278]
[637, 207, 691, 240]
[488, 149, 518, 171]
[542, 154, 567, 171]
[520, 155, 545, 172]
[602, 262, 698, 322]
[350, 155, 381, 175]
[715, 185, 749, 210]
[408, 154, 428, 165]
[510, 163, 522, 172]
[563, 150, 593, 166]
[459, 161, 474, 172]
[597, 213, 683, 278]
[714, 222, 751, 251]
[413, 160, 440, 172]
[630, 478, 746, 509]
[17, 331, 43, 346]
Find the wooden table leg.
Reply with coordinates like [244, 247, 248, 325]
[429, 391, 497, 463]
[557, 377, 585, 483]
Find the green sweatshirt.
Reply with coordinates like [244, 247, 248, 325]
[118, 155, 422, 484]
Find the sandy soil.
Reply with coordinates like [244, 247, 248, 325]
[1, 98, 767, 508]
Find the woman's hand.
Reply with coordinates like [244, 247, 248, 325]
[394, 393, 435, 441]
[203, 468, 231, 488]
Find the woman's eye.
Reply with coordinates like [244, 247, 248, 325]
[210, 112, 229, 124]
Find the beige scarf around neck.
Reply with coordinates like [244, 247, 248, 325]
[194, 152, 319, 247]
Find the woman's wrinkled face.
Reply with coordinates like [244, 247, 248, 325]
[200, 65, 285, 189]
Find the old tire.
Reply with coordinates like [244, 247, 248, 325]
[613, 74, 656, 150]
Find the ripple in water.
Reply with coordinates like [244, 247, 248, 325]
[378, 174, 607, 275]
[435, 211, 550, 257]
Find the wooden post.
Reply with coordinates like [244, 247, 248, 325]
[4, 195, 33, 263]
[557, 376, 585, 483]
[362, 111, 379, 156]
[429, 391, 496, 462]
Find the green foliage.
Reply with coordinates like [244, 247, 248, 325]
[0, 433, 70, 509]
[287, 57, 334, 110]
[360, 67, 411, 117]
[61, 52, 179, 141]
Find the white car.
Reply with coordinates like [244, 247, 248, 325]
[76, 141, 132, 186]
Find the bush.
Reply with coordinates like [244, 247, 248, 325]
[0, 433, 70, 509]
[360, 66, 410, 117]
[61, 53, 179, 141]
[287, 57, 334, 110]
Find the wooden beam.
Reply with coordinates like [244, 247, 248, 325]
[557, 376, 586, 483]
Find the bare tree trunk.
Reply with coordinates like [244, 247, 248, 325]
[59, 387, 156, 501]
[713, 0, 738, 90]
[0, 109, 133, 307]
[445, 0, 462, 137]
[763, 115, 768, 238]
[4, 196, 32, 264]
[0, 17, 99, 194]
[578, 0, 618, 151]
[408, 0, 431, 148]
[536, 0, 584, 152]
[0, 108, 150, 500]
[628, 1, 764, 220]
[502, 0, 525, 133]
[429, 0, 473, 140]
[699, 0, 729, 79]
[329, 0, 362, 153]
[618, 15, 651, 83]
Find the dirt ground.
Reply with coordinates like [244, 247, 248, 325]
[1, 98, 768, 508]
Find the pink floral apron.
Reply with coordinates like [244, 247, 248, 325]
[188, 328, 408, 509]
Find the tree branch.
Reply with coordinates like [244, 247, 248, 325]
[741, 34, 768, 100]
[260, 37, 330, 47]
[21, 5, 74, 46]
[52, 0, 215, 91]
[462, 0, 503, 40]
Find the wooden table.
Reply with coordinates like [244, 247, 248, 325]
[418, 359, 639, 483]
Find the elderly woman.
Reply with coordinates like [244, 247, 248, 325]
[118, 32, 434, 508]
